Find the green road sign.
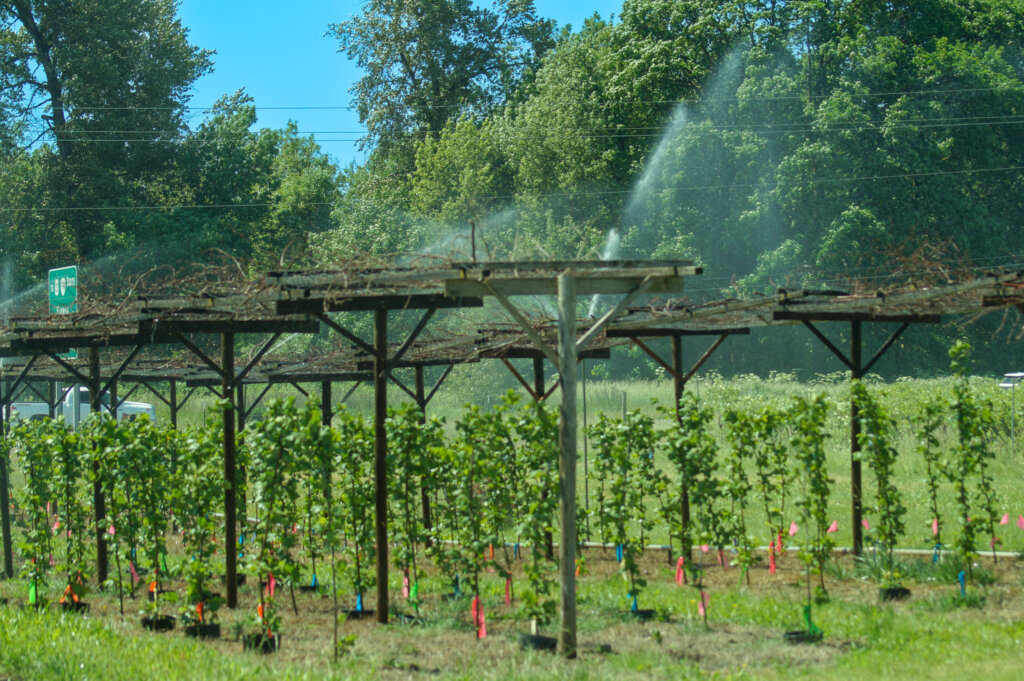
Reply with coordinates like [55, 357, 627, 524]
[48, 265, 78, 358]
[49, 266, 78, 314]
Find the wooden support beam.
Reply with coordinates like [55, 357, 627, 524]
[479, 281, 560, 368]
[89, 348, 108, 584]
[414, 367, 433, 546]
[681, 334, 728, 386]
[850, 321, 864, 556]
[0, 392, 10, 578]
[373, 307, 389, 625]
[169, 380, 178, 429]
[557, 274, 578, 658]
[321, 381, 332, 425]
[502, 357, 539, 400]
[577, 276, 655, 352]
[222, 333, 238, 608]
[424, 365, 454, 406]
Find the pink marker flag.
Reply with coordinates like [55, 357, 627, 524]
[129, 561, 140, 585]
[52, 518, 59, 532]
[769, 550, 776, 574]
[675, 556, 685, 585]
[46, 501, 51, 514]
[107, 525, 115, 536]
[478, 612, 487, 639]
[1000, 513, 1010, 525]
[265, 573, 276, 598]
[402, 574, 409, 599]
[698, 591, 709, 617]
[700, 544, 710, 553]
[862, 519, 870, 530]
[788, 521, 799, 536]
[291, 523, 298, 534]
[505, 578, 512, 607]
[826, 520, 838, 534]
[932, 518, 939, 536]
[1018, 515, 1024, 530]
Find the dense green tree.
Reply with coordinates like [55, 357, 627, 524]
[0, 0, 212, 262]
[329, 0, 555, 161]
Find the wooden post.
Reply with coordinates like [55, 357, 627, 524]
[222, 333, 238, 608]
[0, 386, 11, 579]
[321, 381, 332, 426]
[89, 347, 108, 584]
[373, 307, 389, 624]
[48, 380, 57, 419]
[671, 335, 690, 555]
[557, 274, 578, 658]
[850, 320, 864, 555]
[413, 367, 433, 542]
[169, 379, 178, 429]
[534, 357, 554, 559]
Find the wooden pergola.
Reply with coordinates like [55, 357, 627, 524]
[1, 260, 1023, 658]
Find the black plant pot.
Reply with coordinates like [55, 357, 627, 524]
[340, 608, 376, 620]
[59, 600, 89, 613]
[784, 629, 823, 644]
[880, 586, 911, 602]
[184, 623, 221, 639]
[519, 634, 557, 651]
[141, 615, 176, 632]
[623, 609, 657, 621]
[243, 632, 280, 654]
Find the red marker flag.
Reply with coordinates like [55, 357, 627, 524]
[698, 591, 709, 617]
[675, 556, 685, 585]
[265, 573, 276, 598]
[769, 549, 776, 574]
[129, 561, 139, 585]
[505, 578, 512, 607]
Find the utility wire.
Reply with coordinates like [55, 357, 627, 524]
[0, 165, 1019, 213]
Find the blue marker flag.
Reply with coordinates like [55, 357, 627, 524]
[958, 570, 966, 596]
[631, 594, 638, 612]
[514, 543, 519, 559]
[932, 543, 941, 564]
[616, 545, 623, 562]
[356, 593, 363, 612]
[311, 573, 318, 588]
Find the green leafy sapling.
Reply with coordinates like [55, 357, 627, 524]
[791, 394, 833, 613]
[511, 398, 559, 634]
[852, 380, 906, 588]
[916, 397, 946, 549]
[12, 419, 57, 606]
[946, 341, 997, 575]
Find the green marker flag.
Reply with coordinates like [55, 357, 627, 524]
[410, 582, 419, 606]
[159, 552, 168, 573]
[28, 579, 37, 605]
[802, 605, 823, 637]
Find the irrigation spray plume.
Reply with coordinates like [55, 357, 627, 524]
[587, 227, 621, 317]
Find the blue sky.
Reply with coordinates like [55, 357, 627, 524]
[176, 0, 623, 168]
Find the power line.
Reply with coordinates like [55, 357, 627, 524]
[0, 164, 1019, 213]
[7, 85, 1023, 113]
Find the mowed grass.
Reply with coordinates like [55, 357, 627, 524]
[1, 549, 1024, 680]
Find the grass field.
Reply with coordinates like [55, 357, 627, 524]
[4, 372, 1023, 680]
[1, 548, 1023, 681]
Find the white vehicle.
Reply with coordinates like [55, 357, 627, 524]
[9, 386, 156, 425]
